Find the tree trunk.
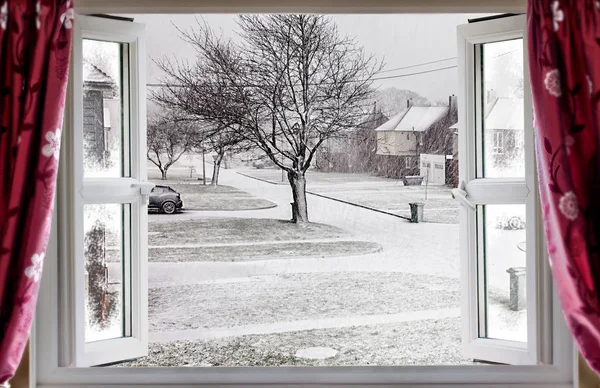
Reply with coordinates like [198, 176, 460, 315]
[160, 168, 168, 180]
[288, 170, 309, 223]
[211, 150, 225, 185]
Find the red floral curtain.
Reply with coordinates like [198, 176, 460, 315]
[0, 0, 73, 384]
[528, 0, 600, 373]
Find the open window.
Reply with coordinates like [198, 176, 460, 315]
[456, 14, 551, 365]
[59, 14, 150, 367]
[35, 7, 574, 388]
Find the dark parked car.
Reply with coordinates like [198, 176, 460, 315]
[149, 185, 183, 214]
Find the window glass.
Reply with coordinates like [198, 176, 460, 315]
[480, 39, 524, 178]
[84, 204, 131, 342]
[83, 39, 130, 178]
[480, 204, 527, 342]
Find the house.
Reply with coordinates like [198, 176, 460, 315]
[483, 91, 525, 174]
[83, 59, 121, 169]
[374, 96, 458, 183]
[449, 90, 524, 180]
[315, 103, 388, 173]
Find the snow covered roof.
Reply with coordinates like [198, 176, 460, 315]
[374, 106, 448, 132]
[448, 97, 523, 131]
[83, 59, 114, 84]
[485, 97, 524, 130]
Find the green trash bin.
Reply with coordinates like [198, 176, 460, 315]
[409, 202, 424, 223]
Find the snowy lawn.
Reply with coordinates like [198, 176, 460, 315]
[117, 317, 474, 367]
[150, 181, 276, 211]
[239, 168, 459, 224]
[148, 241, 382, 263]
[148, 218, 352, 246]
[147, 272, 460, 332]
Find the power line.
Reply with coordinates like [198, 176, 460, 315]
[375, 56, 457, 75]
[370, 65, 457, 82]
[147, 64, 457, 89]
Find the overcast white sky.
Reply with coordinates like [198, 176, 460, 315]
[126, 14, 495, 103]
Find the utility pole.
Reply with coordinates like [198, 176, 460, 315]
[202, 147, 206, 185]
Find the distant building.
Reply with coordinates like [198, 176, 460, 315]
[448, 90, 524, 181]
[374, 96, 458, 184]
[315, 104, 388, 173]
[483, 92, 524, 172]
[83, 59, 121, 169]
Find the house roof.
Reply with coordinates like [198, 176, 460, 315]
[485, 97, 524, 130]
[83, 59, 114, 84]
[374, 106, 448, 132]
[448, 97, 523, 131]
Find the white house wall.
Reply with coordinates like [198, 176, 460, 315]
[376, 131, 418, 156]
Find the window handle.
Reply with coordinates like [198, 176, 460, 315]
[131, 181, 155, 204]
[451, 181, 476, 211]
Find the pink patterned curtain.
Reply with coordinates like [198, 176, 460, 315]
[0, 0, 73, 384]
[528, 0, 600, 373]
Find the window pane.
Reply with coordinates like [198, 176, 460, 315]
[479, 39, 524, 178]
[83, 39, 130, 178]
[84, 204, 131, 343]
[480, 205, 527, 342]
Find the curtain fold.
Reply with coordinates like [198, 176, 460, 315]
[0, 0, 73, 384]
[528, 0, 600, 373]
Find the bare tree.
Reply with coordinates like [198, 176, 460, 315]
[196, 123, 250, 186]
[155, 15, 382, 223]
[147, 109, 198, 180]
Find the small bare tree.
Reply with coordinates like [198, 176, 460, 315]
[147, 109, 198, 180]
[201, 127, 250, 186]
[155, 15, 382, 222]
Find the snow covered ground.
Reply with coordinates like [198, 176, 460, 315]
[240, 168, 460, 223]
[94, 164, 527, 366]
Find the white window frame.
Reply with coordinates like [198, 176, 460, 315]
[457, 14, 556, 367]
[36, 14, 150, 371]
[34, 3, 575, 388]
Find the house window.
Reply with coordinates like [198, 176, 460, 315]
[405, 156, 413, 168]
[493, 131, 504, 154]
[36, 11, 572, 388]
[516, 130, 525, 149]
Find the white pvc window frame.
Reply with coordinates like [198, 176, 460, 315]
[34, 4, 575, 388]
[457, 14, 555, 366]
[36, 14, 150, 370]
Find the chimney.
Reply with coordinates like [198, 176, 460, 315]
[486, 89, 497, 104]
[448, 94, 457, 111]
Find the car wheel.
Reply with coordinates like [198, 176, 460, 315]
[161, 201, 176, 214]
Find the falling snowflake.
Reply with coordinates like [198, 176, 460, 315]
[559, 191, 579, 221]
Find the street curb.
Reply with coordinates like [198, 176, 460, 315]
[182, 202, 278, 212]
[237, 171, 287, 185]
[237, 171, 411, 222]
